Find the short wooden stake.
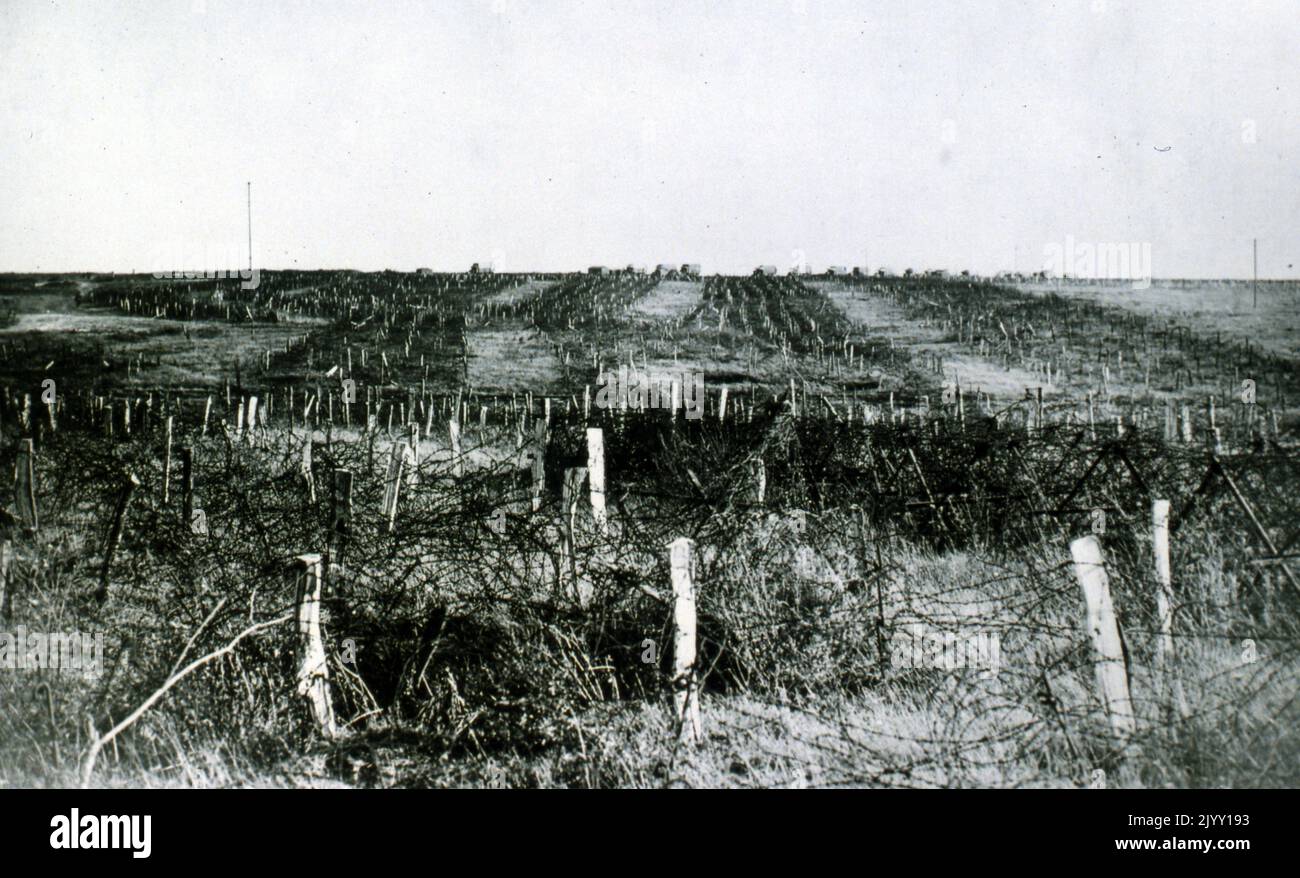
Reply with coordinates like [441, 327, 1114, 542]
[560, 466, 586, 597]
[382, 442, 403, 532]
[180, 445, 194, 526]
[586, 427, 607, 533]
[97, 472, 140, 604]
[294, 554, 336, 738]
[1152, 500, 1174, 661]
[669, 537, 702, 744]
[14, 438, 37, 531]
[331, 468, 353, 565]
[161, 416, 173, 505]
[0, 539, 11, 620]
[448, 418, 463, 478]
[404, 424, 420, 486]
[530, 444, 546, 513]
[245, 396, 259, 445]
[301, 439, 316, 502]
[1070, 536, 1136, 740]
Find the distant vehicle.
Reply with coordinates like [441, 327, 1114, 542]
[753, 265, 778, 276]
[654, 263, 677, 276]
[415, 267, 434, 275]
[680, 263, 701, 278]
[588, 266, 611, 276]
[826, 266, 849, 276]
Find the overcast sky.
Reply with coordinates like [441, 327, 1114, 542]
[1, 0, 1296, 276]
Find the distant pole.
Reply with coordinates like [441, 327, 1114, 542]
[247, 181, 253, 274]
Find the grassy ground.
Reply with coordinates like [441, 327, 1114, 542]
[1015, 280, 1300, 358]
[1, 271, 1298, 788]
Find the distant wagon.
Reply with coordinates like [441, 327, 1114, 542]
[826, 266, 849, 276]
[753, 265, 778, 277]
[654, 263, 677, 277]
[416, 267, 434, 275]
[680, 263, 701, 278]
[588, 266, 611, 276]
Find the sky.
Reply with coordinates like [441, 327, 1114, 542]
[0, 0, 1296, 277]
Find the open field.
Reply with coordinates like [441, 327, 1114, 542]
[2, 269, 1298, 789]
[1015, 280, 1300, 359]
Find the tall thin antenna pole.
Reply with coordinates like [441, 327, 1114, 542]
[1252, 237, 1258, 310]
[247, 181, 253, 274]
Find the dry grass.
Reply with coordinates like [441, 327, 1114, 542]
[1015, 280, 1300, 358]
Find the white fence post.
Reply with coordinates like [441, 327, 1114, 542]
[530, 446, 546, 513]
[382, 442, 403, 532]
[1070, 536, 1136, 740]
[449, 418, 463, 478]
[586, 427, 607, 534]
[245, 396, 259, 445]
[294, 553, 336, 738]
[669, 537, 702, 744]
[1151, 500, 1174, 662]
[405, 424, 420, 487]
[301, 438, 316, 502]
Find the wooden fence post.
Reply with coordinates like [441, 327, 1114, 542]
[330, 468, 352, 568]
[15, 438, 37, 531]
[405, 424, 420, 487]
[449, 418, 463, 478]
[669, 537, 702, 744]
[0, 539, 10, 621]
[1070, 535, 1136, 740]
[1151, 500, 1174, 661]
[382, 441, 403, 532]
[180, 445, 194, 527]
[161, 416, 173, 505]
[301, 438, 316, 502]
[751, 457, 766, 506]
[530, 445, 546, 513]
[96, 472, 140, 604]
[560, 466, 587, 597]
[586, 427, 607, 533]
[294, 553, 336, 738]
[246, 396, 259, 445]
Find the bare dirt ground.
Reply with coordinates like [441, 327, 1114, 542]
[629, 280, 702, 321]
[819, 281, 1059, 401]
